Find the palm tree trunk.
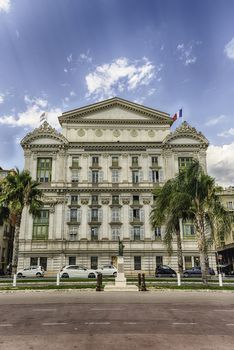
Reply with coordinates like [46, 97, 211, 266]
[176, 230, 183, 274]
[195, 213, 209, 285]
[11, 214, 22, 275]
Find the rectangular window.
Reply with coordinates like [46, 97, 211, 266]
[155, 227, 161, 239]
[91, 209, 98, 221]
[33, 210, 49, 240]
[183, 223, 195, 237]
[30, 257, 38, 266]
[112, 156, 119, 167]
[112, 170, 119, 183]
[132, 156, 139, 166]
[151, 156, 158, 166]
[69, 226, 78, 240]
[134, 256, 141, 270]
[133, 208, 140, 220]
[133, 226, 141, 240]
[92, 156, 99, 167]
[178, 157, 193, 171]
[133, 195, 140, 205]
[70, 209, 78, 222]
[152, 170, 159, 183]
[156, 256, 163, 267]
[227, 201, 234, 209]
[40, 257, 47, 271]
[112, 227, 120, 240]
[69, 256, 76, 265]
[112, 208, 120, 222]
[72, 157, 79, 168]
[184, 256, 192, 269]
[91, 195, 98, 205]
[37, 158, 52, 183]
[112, 195, 119, 205]
[91, 256, 98, 270]
[71, 195, 78, 205]
[71, 169, 79, 182]
[91, 227, 98, 241]
[194, 256, 200, 267]
[92, 171, 99, 183]
[132, 171, 139, 183]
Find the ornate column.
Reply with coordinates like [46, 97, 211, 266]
[121, 197, 130, 239]
[121, 154, 129, 183]
[142, 197, 152, 240]
[101, 196, 110, 240]
[80, 196, 89, 240]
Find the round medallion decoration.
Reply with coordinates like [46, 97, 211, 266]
[113, 129, 120, 137]
[148, 130, 155, 137]
[77, 129, 85, 137]
[95, 129, 103, 137]
[130, 129, 138, 137]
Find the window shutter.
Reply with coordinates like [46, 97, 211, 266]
[159, 170, 164, 182]
[129, 209, 133, 221]
[139, 171, 143, 182]
[88, 209, 91, 222]
[66, 209, 71, 222]
[77, 209, 81, 222]
[130, 227, 134, 240]
[88, 171, 92, 183]
[99, 171, 103, 183]
[148, 171, 152, 182]
[140, 209, 145, 222]
[140, 227, 144, 240]
[98, 208, 103, 222]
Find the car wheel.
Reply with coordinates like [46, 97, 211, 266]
[113, 272, 117, 277]
[36, 272, 42, 278]
[172, 273, 176, 278]
[88, 273, 96, 278]
[184, 272, 189, 278]
[17, 273, 23, 278]
[61, 273, 69, 278]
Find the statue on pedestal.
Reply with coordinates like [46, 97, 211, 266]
[118, 237, 125, 256]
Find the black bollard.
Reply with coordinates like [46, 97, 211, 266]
[96, 273, 103, 291]
[141, 273, 147, 291]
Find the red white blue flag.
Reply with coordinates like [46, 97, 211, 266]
[172, 108, 182, 122]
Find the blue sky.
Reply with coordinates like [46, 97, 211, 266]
[0, 0, 234, 186]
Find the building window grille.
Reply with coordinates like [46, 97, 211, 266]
[71, 169, 79, 182]
[152, 170, 159, 183]
[134, 256, 141, 270]
[70, 209, 78, 222]
[112, 227, 120, 241]
[112, 170, 119, 183]
[112, 208, 120, 222]
[69, 256, 76, 265]
[69, 226, 78, 241]
[92, 171, 99, 183]
[112, 156, 119, 167]
[112, 195, 119, 205]
[91, 195, 98, 205]
[37, 158, 52, 183]
[72, 157, 79, 168]
[71, 195, 78, 205]
[151, 156, 158, 166]
[91, 227, 98, 241]
[91, 208, 98, 221]
[91, 256, 98, 270]
[133, 195, 140, 205]
[132, 156, 139, 166]
[183, 223, 195, 237]
[92, 156, 99, 167]
[33, 210, 49, 240]
[132, 171, 139, 183]
[178, 157, 193, 172]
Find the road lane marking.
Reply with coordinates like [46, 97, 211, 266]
[226, 324, 234, 326]
[85, 322, 110, 325]
[123, 322, 137, 325]
[42, 322, 67, 326]
[172, 322, 197, 325]
[33, 309, 57, 312]
[91, 308, 123, 311]
[169, 309, 197, 312]
[213, 310, 234, 312]
[0, 324, 13, 327]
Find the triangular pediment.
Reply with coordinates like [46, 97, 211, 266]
[58, 97, 172, 125]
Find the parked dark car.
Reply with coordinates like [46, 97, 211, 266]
[155, 265, 177, 277]
[217, 264, 234, 276]
[183, 266, 215, 277]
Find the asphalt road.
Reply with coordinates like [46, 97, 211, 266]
[0, 290, 233, 350]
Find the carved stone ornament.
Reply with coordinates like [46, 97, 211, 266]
[77, 129, 85, 137]
[148, 129, 155, 137]
[121, 198, 130, 205]
[143, 198, 151, 205]
[81, 198, 89, 205]
[101, 197, 110, 205]
[130, 129, 138, 137]
[82, 153, 89, 158]
[21, 121, 69, 148]
[113, 129, 121, 137]
[121, 153, 128, 158]
[95, 129, 103, 137]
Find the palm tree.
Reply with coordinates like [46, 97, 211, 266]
[150, 179, 192, 274]
[0, 168, 43, 274]
[178, 161, 231, 284]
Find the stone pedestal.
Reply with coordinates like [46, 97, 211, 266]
[104, 256, 138, 292]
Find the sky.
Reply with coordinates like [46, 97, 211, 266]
[0, 0, 234, 187]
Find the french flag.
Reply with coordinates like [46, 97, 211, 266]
[172, 108, 182, 122]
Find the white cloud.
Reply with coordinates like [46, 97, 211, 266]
[207, 143, 234, 187]
[70, 91, 76, 97]
[205, 115, 226, 126]
[0, 93, 5, 104]
[177, 42, 199, 66]
[64, 68, 68, 73]
[80, 51, 92, 63]
[0, 96, 61, 129]
[218, 128, 234, 137]
[85, 57, 157, 100]
[224, 38, 234, 59]
[0, 0, 11, 12]
[67, 54, 73, 63]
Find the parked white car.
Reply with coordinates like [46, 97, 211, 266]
[17, 266, 45, 278]
[60, 265, 97, 279]
[96, 265, 117, 277]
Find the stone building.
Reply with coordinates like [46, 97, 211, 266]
[19, 97, 216, 274]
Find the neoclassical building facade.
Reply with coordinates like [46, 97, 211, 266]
[18, 97, 216, 274]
